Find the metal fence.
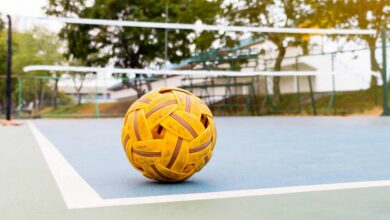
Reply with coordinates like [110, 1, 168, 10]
[1, 46, 389, 118]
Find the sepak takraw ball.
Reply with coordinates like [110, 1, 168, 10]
[121, 87, 217, 182]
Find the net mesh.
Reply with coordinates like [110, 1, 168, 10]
[1, 26, 389, 118]
[3, 44, 387, 119]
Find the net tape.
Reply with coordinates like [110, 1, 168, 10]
[23, 65, 380, 78]
[24, 16, 376, 35]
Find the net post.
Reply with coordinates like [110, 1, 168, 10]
[261, 58, 274, 114]
[18, 77, 23, 116]
[374, 79, 379, 106]
[5, 15, 12, 121]
[307, 75, 317, 115]
[95, 73, 100, 118]
[34, 77, 39, 114]
[327, 52, 336, 113]
[295, 56, 301, 113]
[163, 1, 169, 87]
[381, 27, 389, 116]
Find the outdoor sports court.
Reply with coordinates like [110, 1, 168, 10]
[2, 117, 390, 219]
[1, 1, 390, 219]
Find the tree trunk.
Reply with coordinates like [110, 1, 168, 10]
[39, 88, 45, 109]
[272, 45, 286, 105]
[39, 80, 45, 109]
[52, 78, 59, 109]
[143, 74, 152, 92]
[132, 84, 145, 98]
[72, 74, 85, 105]
[77, 90, 82, 105]
[367, 38, 382, 88]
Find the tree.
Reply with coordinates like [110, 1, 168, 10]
[0, 16, 8, 112]
[0, 14, 4, 30]
[71, 73, 87, 105]
[306, 0, 390, 87]
[12, 28, 62, 109]
[45, 0, 223, 98]
[225, 0, 312, 104]
[0, 27, 62, 113]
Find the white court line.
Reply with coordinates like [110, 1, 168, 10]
[28, 122, 104, 209]
[29, 121, 390, 209]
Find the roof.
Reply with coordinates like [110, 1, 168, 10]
[109, 36, 266, 91]
[163, 35, 266, 70]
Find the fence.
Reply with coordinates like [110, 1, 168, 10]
[1, 46, 389, 118]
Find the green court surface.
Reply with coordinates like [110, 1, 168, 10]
[1, 118, 390, 219]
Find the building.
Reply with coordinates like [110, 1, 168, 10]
[103, 36, 382, 104]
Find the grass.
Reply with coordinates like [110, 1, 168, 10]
[211, 85, 387, 116]
[36, 86, 389, 118]
[292, 86, 384, 116]
[39, 99, 135, 118]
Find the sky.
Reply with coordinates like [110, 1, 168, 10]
[0, 0, 386, 91]
[0, 0, 61, 31]
[0, 0, 117, 87]
[0, 0, 47, 16]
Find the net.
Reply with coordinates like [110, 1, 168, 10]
[14, 44, 388, 118]
[2, 16, 389, 119]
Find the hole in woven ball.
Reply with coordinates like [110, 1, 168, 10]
[158, 88, 172, 94]
[134, 165, 144, 171]
[152, 125, 166, 139]
[200, 114, 209, 129]
[183, 164, 194, 173]
[157, 125, 163, 134]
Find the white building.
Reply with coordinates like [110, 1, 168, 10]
[65, 36, 388, 103]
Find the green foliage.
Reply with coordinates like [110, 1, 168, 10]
[305, 1, 389, 73]
[12, 28, 62, 75]
[225, 0, 313, 55]
[45, 0, 222, 68]
[306, 0, 389, 31]
[224, 0, 314, 103]
[0, 14, 4, 31]
[0, 28, 63, 108]
[0, 31, 7, 106]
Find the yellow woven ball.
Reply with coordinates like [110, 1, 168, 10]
[121, 87, 217, 182]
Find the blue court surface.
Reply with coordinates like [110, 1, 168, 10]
[2, 117, 390, 219]
[32, 117, 390, 197]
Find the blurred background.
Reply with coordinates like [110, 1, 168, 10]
[0, 0, 389, 118]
